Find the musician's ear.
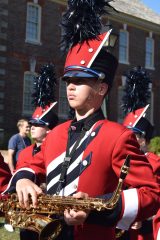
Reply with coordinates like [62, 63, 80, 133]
[98, 82, 108, 97]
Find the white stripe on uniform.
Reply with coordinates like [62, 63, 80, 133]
[117, 188, 138, 230]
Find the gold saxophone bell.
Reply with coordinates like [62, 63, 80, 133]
[5, 211, 62, 240]
[38, 216, 62, 240]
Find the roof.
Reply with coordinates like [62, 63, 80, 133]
[110, 0, 160, 25]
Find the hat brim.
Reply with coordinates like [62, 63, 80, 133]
[29, 119, 47, 126]
[127, 126, 144, 135]
[62, 70, 98, 81]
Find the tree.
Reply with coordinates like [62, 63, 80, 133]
[148, 136, 160, 156]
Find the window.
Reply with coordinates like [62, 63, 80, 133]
[119, 30, 129, 64]
[23, 72, 35, 115]
[26, 3, 41, 44]
[145, 86, 154, 124]
[145, 37, 154, 69]
[58, 81, 69, 120]
[117, 86, 125, 123]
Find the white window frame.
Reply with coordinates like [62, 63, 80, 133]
[145, 37, 154, 70]
[23, 71, 36, 115]
[145, 88, 154, 124]
[117, 85, 125, 123]
[25, 2, 41, 44]
[119, 30, 129, 64]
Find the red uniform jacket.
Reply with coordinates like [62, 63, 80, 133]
[0, 153, 11, 193]
[153, 209, 160, 240]
[127, 152, 160, 240]
[5, 144, 46, 191]
[4, 120, 160, 240]
[146, 152, 160, 183]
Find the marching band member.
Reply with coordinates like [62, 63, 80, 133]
[4, 64, 58, 240]
[119, 66, 160, 240]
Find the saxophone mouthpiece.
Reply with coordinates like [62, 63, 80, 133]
[125, 154, 131, 168]
[120, 155, 131, 180]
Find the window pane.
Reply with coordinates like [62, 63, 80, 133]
[23, 73, 34, 114]
[119, 31, 128, 63]
[145, 38, 154, 67]
[26, 4, 40, 42]
[117, 86, 124, 123]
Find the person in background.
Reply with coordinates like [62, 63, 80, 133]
[123, 106, 160, 183]
[119, 66, 160, 240]
[8, 119, 31, 174]
[123, 106, 160, 240]
[17, 103, 58, 240]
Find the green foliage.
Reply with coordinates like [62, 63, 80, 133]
[28, 131, 34, 144]
[148, 136, 160, 155]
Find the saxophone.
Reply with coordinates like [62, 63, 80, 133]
[0, 155, 130, 240]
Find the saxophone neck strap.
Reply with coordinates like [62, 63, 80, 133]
[56, 129, 86, 195]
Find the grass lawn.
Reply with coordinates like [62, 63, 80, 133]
[0, 217, 19, 240]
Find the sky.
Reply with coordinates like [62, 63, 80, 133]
[141, 0, 160, 14]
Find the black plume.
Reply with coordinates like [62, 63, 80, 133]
[32, 63, 57, 109]
[61, 0, 116, 51]
[122, 66, 151, 115]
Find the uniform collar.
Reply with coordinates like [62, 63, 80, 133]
[70, 108, 105, 132]
[32, 144, 41, 156]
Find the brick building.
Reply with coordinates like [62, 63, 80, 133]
[0, 0, 160, 148]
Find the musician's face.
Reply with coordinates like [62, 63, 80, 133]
[66, 78, 108, 114]
[30, 125, 49, 143]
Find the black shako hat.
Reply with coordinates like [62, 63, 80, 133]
[29, 63, 58, 130]
[133, 117, 154, 142]
[122, 66, 153, 141]
[62, 31, 118, 89]
[61, 0, 118, 88]
[91, 48, 118, 87]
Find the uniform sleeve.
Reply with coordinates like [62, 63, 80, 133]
[111, 130, 160, 230]
[3, 144, 46, 194]
[146, 152, 160, 183]
[8, 135, 17, 150]
[153, 209, 160, 240]
[0, 153, 12, 193]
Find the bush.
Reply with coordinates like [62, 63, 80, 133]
[148, 136, 160, 155]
